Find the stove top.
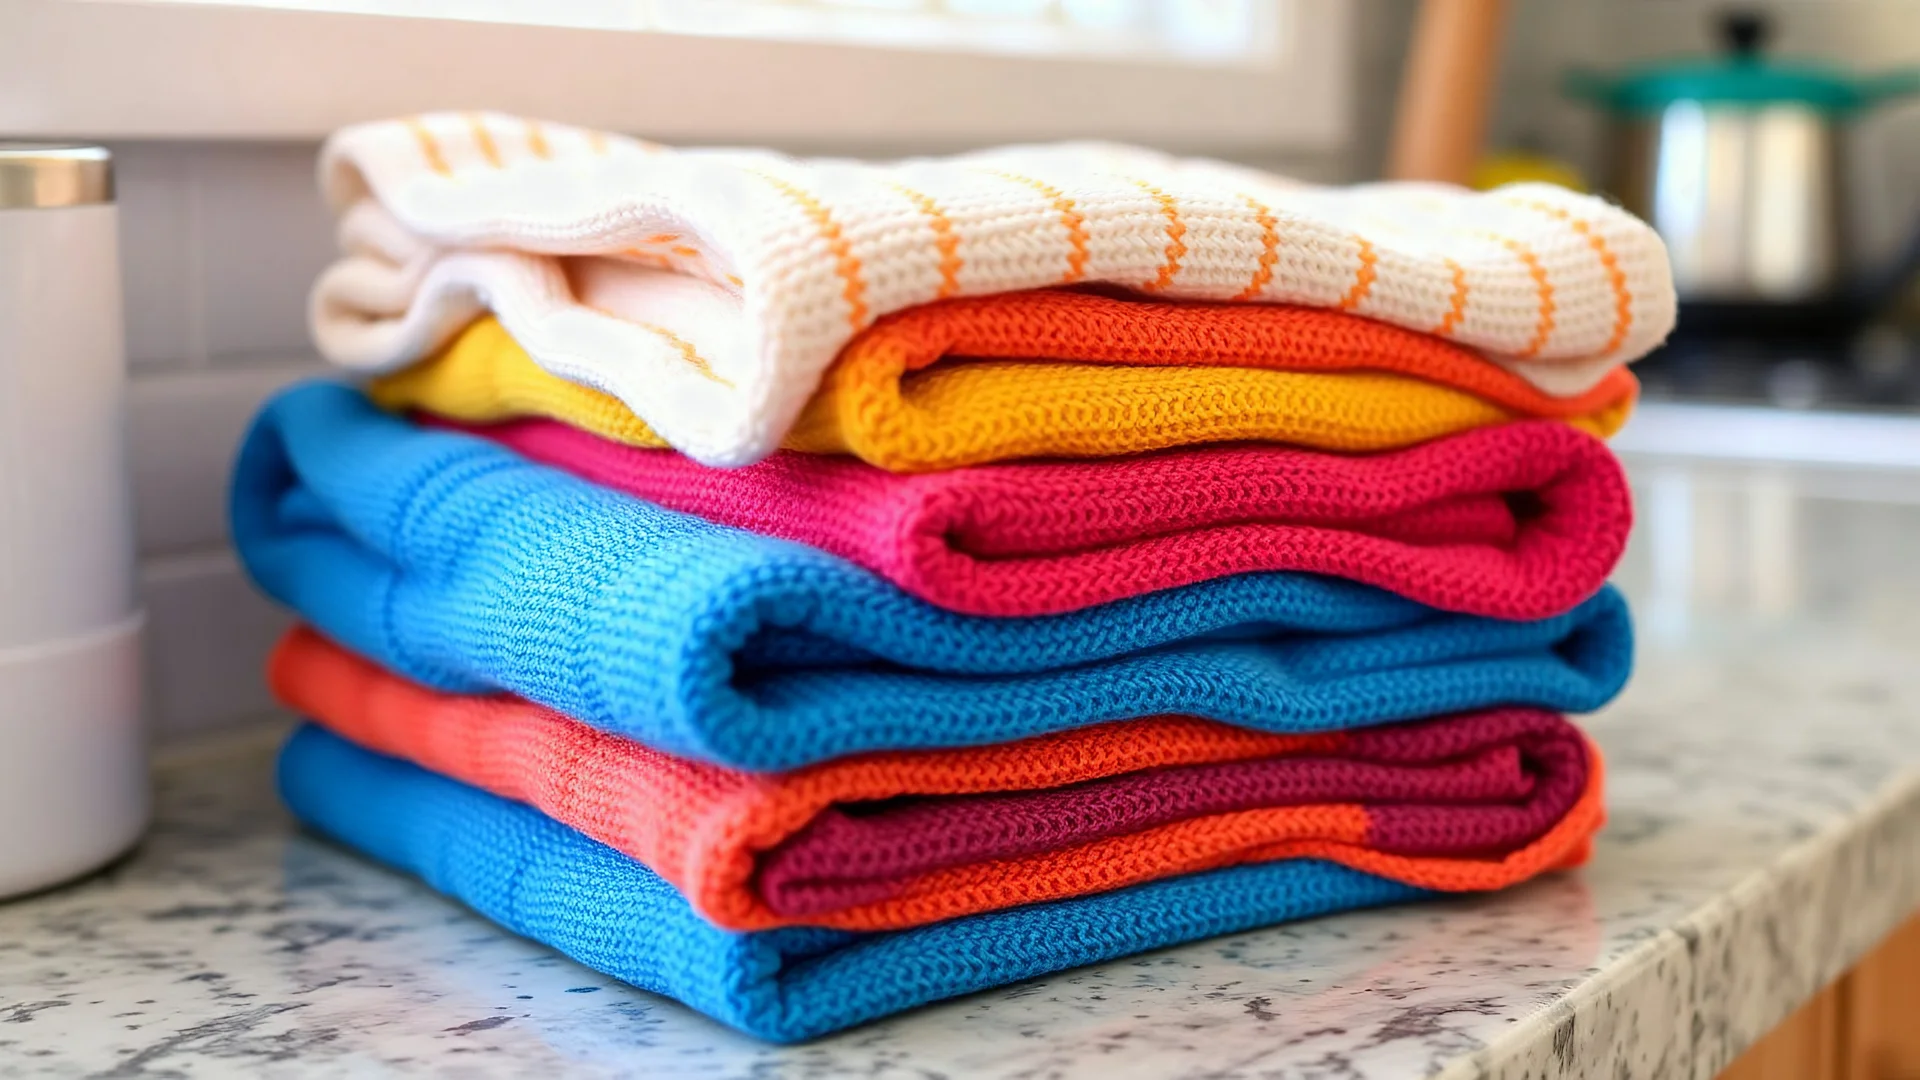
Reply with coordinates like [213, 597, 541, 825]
[1634, 326, 1920, 412]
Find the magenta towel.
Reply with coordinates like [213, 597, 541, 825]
[434, 416, 1632, 619]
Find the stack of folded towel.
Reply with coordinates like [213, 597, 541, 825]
[231, 113, 1672, 1043]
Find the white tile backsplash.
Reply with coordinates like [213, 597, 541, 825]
[114, 144, 202, 367]
[139, 550, 293, 739]
[112, 140, 334, 739]
[130, 361, 330, 555]
[194, 144, 336, 362]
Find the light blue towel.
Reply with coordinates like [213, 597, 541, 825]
[281, 723, 1432, 1043]
[232, 383, 1633, 772]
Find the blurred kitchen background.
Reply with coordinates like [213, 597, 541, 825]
[6, 0, 1918, 743]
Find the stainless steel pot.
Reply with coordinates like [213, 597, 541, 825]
[1570, 9, 1920, 327]
[1614, 98, 1843, 302]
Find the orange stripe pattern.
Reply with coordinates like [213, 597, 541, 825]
[1507, 197, 1635, 357]
[403, 116, 452, 177]
[640, 322, 730, 386]
[1135, 180, 1188, 292]
[1434, 258, 1470, 337]
[1338, 236, 1379, 311]
[992, 171, 1090, 284]
[1233, 193, 1281, 302]
[1501, 237, 1558, 359]
[756, 172, 871, 330]
[583, 305, 732, 386]
[891, 184, 964, 300]
[523, 119, 552, 160]
[463, 113, 504, 169]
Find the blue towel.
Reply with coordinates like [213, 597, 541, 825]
[232, 383, 1633, 772]
[280, 723, 1432, 1043]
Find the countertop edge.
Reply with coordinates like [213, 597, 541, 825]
[1441, 762, 1920, 1080]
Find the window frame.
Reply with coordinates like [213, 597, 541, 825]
[0, 0, 1353, 153]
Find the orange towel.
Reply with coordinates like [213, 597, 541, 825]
[273, 627, 1606, 933]
[371, 289, 1638, 472]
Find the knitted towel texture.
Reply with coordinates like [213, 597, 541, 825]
[281, 723, 1452, 1042]
[231, 382, 1634, 772]
[275, 627, 1604, 933]
[315, 112, 1676, 465]
[372, 300, 1637, 473]
[432, 413, 1632, 620]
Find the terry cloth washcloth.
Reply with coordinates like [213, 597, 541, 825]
[274, 627, 1604, 933]
[430, 413, 1632, 620]
[314, 112, 1676, 466]
[372, 291, 1641, 473]
[232, 383, 1634, 772]
[283, 723, 1583, 1042]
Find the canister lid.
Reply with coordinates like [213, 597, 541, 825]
[1563, 9, 1920, 116]
[0, 145, 113, 209]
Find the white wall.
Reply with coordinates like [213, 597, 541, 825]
[113, 142, 332, 740]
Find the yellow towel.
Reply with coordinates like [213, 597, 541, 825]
[372, 316, 1631, 473]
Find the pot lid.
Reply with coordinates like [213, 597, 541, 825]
[1566, 9, 1920, 114]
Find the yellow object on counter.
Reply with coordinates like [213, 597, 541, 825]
[1473, 151, 1586, 193]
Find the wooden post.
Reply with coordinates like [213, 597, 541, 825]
[1386, 0, 1512, 185]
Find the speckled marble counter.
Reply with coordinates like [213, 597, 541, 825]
[4, 450, 1920, 1080]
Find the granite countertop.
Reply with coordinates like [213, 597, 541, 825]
[4, 446, 1920, 1079]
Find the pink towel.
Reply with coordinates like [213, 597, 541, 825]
[432, 417, 1632, 620]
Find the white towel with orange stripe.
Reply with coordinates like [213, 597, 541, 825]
[312, 111, 1675, 467]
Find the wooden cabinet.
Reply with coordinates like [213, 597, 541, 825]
[1847, 913, 1920, 1080]
[1719, 982, 1846, 1080]
[1720, 914, 1920, 1080]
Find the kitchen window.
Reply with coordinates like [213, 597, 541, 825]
[0, 0, 1350, 152]
[141, 0, 1281, 62]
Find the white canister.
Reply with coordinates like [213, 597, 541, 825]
[0, 145, 148, 898]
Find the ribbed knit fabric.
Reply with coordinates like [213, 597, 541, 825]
[275, 628, 1602, 933]
[315, 112, 1675, 466]
[282, 723, 1459, 1042]
[430, 414, 1632, 620]
[231, 382, 1634, 772]
[372, 302, 1637, 473]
